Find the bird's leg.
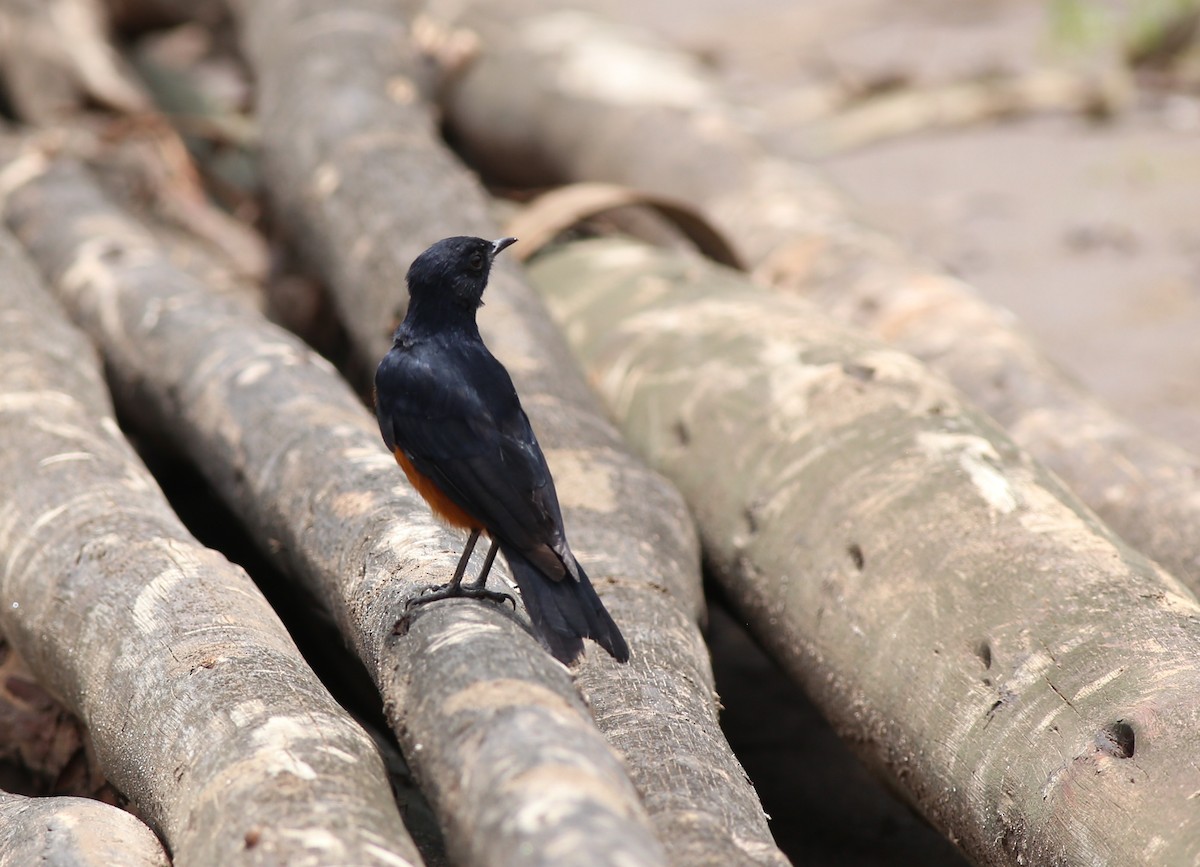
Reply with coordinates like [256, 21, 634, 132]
[460, 537, 514, 608]
[405, 530, 515, 610]
[446, 527, 480, 591]
[463, 537, 499, 591]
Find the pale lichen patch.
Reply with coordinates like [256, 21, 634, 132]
[246, 716, 323, 780]
[443, 677, 579, 719]
[229, 700, 267, 728]
[425, 619, 506, 655]
[330, 490, 380, 519]
[506, 765, 633, 829]
[132, 567, 186, 634]
[918, 431, 1020, 515]
[277, 827, 344, 853]
[543, 448, 617, 512]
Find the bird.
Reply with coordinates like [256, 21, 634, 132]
[374, 235, 629, 664]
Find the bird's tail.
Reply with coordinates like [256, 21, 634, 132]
[501, 544, 629, 664]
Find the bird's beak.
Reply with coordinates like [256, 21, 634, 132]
[490, 237, 518, 258]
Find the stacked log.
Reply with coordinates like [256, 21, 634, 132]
[232, 1, 789, 862]
[0, 2, 1195, 864]
[437, 5, 1200, 592]
[0, 221, 418, 865]
[527, 236, 1200, 866]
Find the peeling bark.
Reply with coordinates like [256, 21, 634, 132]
[0, 790, 169, 867]
[231, 1, 789, 863]
[3, 154, 666, 867]
[528, 236, 1200, 867]
[0, 223, 418, 866]
[438, 5, 1200, 594]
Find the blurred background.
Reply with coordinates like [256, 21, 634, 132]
[579, 0, 1200, 452]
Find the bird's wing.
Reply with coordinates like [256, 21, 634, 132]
[376, 345, 573, 581]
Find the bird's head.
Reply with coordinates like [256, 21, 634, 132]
[405, 236, 517, 315]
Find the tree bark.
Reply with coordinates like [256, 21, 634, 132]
[437, 5, 1200, 594]
[0, 222, 418, 865]
[3, 153, 668, 867]
[0, 790, 169, 867]
[527, 236, 1200, 867]
[233, 1, 790, 863]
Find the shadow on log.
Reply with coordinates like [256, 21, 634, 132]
[527, 236, 1200, 867]
[0, 637, 109, 800]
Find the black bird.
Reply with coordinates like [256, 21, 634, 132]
[374, 236, 629, 664]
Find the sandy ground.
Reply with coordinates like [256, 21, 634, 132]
[821, 114, 1200, 450]
[551, 1, 1199, 863]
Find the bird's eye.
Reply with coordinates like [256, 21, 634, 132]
[468, 253, 484, 271]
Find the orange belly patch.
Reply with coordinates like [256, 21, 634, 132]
[393, 447, 480, 531]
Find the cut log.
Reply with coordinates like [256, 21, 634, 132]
[232, 1, 789, 863]
[0, 221, 418, 865]
[2, 152, 666, 867]
[0, 790, 169, 867]
[527, 236, 1200, 867]
[437, 5, 1200, 593]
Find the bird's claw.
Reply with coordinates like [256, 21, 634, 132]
[404, 583, 517, 611]
[462, 577, 517, 610]
[479, 588, 517, 610]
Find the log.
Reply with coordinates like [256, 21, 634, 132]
[0, 790, 169, 867]
[0, 219, 419, 865]
[799, 68, 1129, 156]
[3, 153, 666, 867]
[437, 6, 1200, 593]
[0, 0, 149, 123]
[233, 1, 789, 863]
[527, 236, 1200, 866]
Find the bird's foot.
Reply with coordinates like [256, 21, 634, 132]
[404, 581, 516, 611]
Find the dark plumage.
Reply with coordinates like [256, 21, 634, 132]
[375, 236, 629, 664]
